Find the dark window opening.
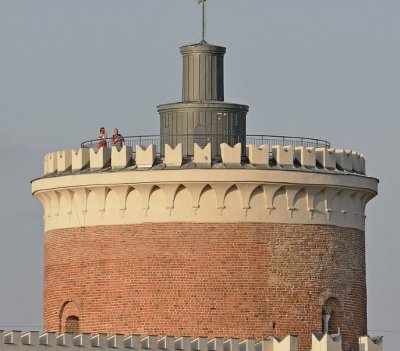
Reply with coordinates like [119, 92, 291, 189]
[322, 297, 342, 335]
[65, 315, 80, 334]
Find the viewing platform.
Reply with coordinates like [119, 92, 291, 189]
[39, 134, 368, 178]
[81, 134, 331, 158]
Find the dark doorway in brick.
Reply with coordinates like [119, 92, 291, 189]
[65, 315, 80, 334]
[322, 297, 342, 334]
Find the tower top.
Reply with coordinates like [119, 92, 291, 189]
[198, 0, 206, 42]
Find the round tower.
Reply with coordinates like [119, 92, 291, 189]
[32, 38, 378, 351]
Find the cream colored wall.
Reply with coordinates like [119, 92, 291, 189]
[32, 166, 377, 232]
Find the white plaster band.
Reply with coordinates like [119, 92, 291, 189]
[32, 168, 377, 232]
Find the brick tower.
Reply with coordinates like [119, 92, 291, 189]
[31, 35, 378, 351]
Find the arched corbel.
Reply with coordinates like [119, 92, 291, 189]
[305, 187, 324, 219]
[88, 186, 110, 217]
[158, 183, 181, 215]
[35, 192, 52, 221]
[135, 184, 156, 216]
[58, 189, 74, 218]
[112, 185, 132, 218]
[360, 191, 376, 225]
[73, 188, 91, 225]
[49, 191, 61, 219]
[210, 183, 235, 215]
[262, 184, 282, 214]
[183, 183, 207, 215]
[236, 183, 260, 216]
[285, 186, 303, 218]
[73, 188, 90, 213]
[340, 189, 358, 218]
[352, 191, 365, 218]
[324, 188, 342, 220]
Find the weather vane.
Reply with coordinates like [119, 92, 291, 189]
[198, 0, 206, 42]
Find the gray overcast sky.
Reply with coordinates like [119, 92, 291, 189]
[0, 0, 399, 349]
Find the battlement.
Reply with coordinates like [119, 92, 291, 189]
[42, 144, 366, 176]
[33, 142, 378, 232]
[0, 332, 383, 351]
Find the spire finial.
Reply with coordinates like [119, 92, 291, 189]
[198, 0, 206, 42]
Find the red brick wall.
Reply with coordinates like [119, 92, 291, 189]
[44, 223, 366, 351]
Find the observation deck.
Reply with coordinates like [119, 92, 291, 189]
[81, 134, 331, 159]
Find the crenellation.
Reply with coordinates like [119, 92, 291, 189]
[315, 148, 336, 170]
[272, 146, 293, 167]
[111, 146, 133, 170]
[44, 152, 57, 174]
[72, 148, 90, 172]
[21, 332, 39, 346]
[40, 144, 371, 175]
[124, 335, 140, 349]
[165, 144, 183, 167]
[239, 339, 255, 351]
[90, 333, 107, 348]
[0, 334, 384, 351]
[311, 333, 342, 351]
[158, 336, 175, 351]
[107, 334, 124, 349]
[294, 147, 315, 168]
[73, 333, 91, 347]
[351, 151, 365, 174]
[220, 143, 241, 166]
[194, 144, 212, 166]
[141, 336, 158, 350]
[335, 149, 353, 172]
[136, 145, 156, 168]
[191, 337, 208, 351]
[223, 339, 239, 351]
[360, 153, 366, 174]
[246, 145, 269, 166]
[4, 331, 21, 345]
[90, 147, 111, 170]
[38, 332, 56, 346]
[358, 336, 383, 351]
[56, 333, 73, 346]
[255, 336, 298, 351]
[207, 338, 224, 351]
[175, 337, 191, 351]
[57, 150, 72, 172]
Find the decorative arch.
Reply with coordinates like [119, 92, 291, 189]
[322, 296, 343, 334]
[59, 300, 80, 334]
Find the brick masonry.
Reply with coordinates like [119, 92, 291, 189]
[44, 223, 366, 351]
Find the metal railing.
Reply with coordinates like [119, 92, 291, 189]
[81, 134, 330, 157]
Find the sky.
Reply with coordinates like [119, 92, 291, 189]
[0, 0, 399, 349]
